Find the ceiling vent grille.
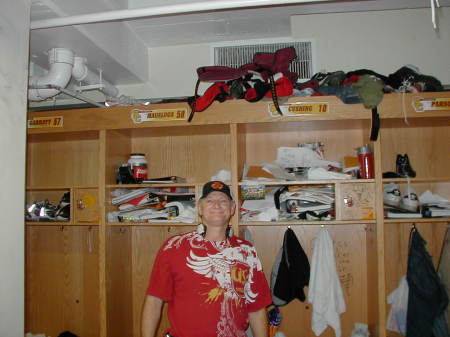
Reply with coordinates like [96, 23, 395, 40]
[213, 40, 314, 80]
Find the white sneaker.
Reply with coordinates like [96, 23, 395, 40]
[384, 183, 401, 207]
[400, 187, 419, 212]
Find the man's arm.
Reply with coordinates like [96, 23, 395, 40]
[141, 295, 163, 337]
[249, 307, 268, 337]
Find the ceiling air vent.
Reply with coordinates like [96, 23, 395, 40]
[212, 39, 314, 80]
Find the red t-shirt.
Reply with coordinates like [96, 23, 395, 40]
[147, 230, 272, 337]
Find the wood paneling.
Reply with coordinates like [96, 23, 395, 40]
[246, 224, 368, 337]
[242, 120, 369, 165]
[130, 225, 195, 337]
[27, 132, 99, 186]
[25, 92, 450, 337]
[105, 129, 131, 185]
[106, 226, 133, 337]
[366, 223, 379, 334]
[26, 226, 99, 337]
[380, 118, 450, 178]
[130, 125, 230, 183]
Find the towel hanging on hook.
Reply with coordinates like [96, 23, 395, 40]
[308, 227, 346, 337]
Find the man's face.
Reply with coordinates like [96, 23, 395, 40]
[198, 191, 235, 227]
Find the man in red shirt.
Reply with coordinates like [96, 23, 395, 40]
[141, 181, 272, 337]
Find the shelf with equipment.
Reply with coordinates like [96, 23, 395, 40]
[25, 186, 100, 226]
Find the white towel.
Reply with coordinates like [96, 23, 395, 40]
[308, 228, 346, 337]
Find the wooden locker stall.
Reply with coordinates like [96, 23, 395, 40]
[25, 131, 101, 337]
[25, 92, 450, 337]
[379, 113, 450, 337]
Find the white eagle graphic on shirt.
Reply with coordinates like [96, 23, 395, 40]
[187, 241, 262, 337]
[186, 244, 261, 303]
[164, 231, 263, 337]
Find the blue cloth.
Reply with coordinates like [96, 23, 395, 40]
[317, 85, 361, 104]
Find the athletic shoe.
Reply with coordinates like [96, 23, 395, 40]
[26, 200, 58, 221]
[400, 187, 419, 212]
[384, 183, 402, 207]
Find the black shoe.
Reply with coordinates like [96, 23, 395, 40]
[396, 154, 416, 178]
[396, 154, 403, 174]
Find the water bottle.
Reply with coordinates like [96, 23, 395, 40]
[356, 144, 374, 179]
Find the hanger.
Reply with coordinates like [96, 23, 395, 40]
[407, 223, 417, 255]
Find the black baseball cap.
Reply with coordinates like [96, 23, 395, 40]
[200, 181, 233, 200]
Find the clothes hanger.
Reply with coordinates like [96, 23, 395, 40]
[407, 223, 417, 256]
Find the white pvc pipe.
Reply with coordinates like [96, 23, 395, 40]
[72, 56, 89, 81]
[28, 48, 74, 101]
[30, 0, 331, 29]
[72, 57, 119, 97]
[29, 49, 120, 101]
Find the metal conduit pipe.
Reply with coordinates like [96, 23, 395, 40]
[30, 0, 331, 29]
[72, 57, 119, 98]
[29, 84, 105, 108]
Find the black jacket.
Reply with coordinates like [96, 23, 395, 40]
[273, 228, 310, 303]
[406, 229, 450, 337]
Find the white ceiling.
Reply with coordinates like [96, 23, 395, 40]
[29, 0, 449, 87]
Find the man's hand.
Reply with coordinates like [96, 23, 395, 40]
[141, 295, 163, 337]
[249, 308, 268, 337]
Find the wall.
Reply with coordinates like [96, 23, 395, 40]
[0, 0, 29, 335]
[119, 43, 211, 99]
[117, 7, 450, 99]
[291, 7, 450, 80]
